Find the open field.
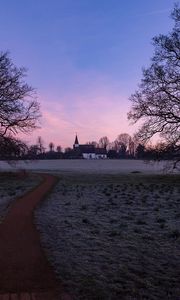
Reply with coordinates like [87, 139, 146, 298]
[0, 161, 179, 299]
[35, 173, 180, 300]
[0, 172, 41, 222]
[0, 159, 178, 174]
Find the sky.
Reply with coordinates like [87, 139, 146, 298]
[0, 0, 176, 149]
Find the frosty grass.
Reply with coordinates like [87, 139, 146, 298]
[35, 173, 180, 300]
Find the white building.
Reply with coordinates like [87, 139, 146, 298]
[73, 135, 107, 159]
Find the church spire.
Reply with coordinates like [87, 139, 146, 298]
[74, 133, 79, 148]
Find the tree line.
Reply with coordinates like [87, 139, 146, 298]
[0, 133, 177, 161]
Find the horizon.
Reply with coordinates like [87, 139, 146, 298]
[0, 0, 175, 148]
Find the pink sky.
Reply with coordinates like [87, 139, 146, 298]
[1, 0, 173, 150]
[21, 81, 139, 150]
[19, 64, 141, 150]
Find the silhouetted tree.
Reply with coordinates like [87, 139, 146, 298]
[28, 144, 40, 158]
[107, 149, 118, 159]
[64, 147, 71, 152]
[98, 136, 110, 149]
[49, 142, 54, 152]
[0, 136, 28, 159]
[86, 141, 98, 148]
[37, 136, 45, 153]
[64, 147, 76, 159]
[118, 143, 127, 158]
[128, 139, 135, 157]
[114, 133, 132, 155]
[56, 145, 62, 153]
[0, 51, 40, 157]
[135, 144, 146, 159]
[128, 5, 180, 168]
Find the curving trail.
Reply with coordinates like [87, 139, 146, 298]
[0, 173, 72, 300]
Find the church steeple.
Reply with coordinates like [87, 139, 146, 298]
[74, 134, 79, 148]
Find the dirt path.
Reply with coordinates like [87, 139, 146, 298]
[0, 173, 72, 300]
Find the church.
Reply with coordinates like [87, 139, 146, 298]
[73, 135, 107, 159]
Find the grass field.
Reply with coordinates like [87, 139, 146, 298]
[35, 173, 180, 300]
[0, 159, 174, 174]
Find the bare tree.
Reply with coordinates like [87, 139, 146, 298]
[98, 136, 110, 149]
[64, 147, 72, 153]
[135, 143, 146, 159]
[114, 133, 132, 152]
[0, 51, 40, 156]
[49, 142, 55, 152]
[37, 136, 45, 153]
[129, 139, 135, 157]
[128, 5, 180, 168]
[56, 145, 62, 152]
[0, 136, 28, 158]
[28, 144, 40, 158]
[86, 141, 98, 148]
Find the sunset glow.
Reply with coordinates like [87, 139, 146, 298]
[0, 0, 174, 148]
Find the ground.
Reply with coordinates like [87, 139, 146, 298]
[0, 161, 180, 300]
[34, 173, 180, 300]
[0, 159, 176, 174]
